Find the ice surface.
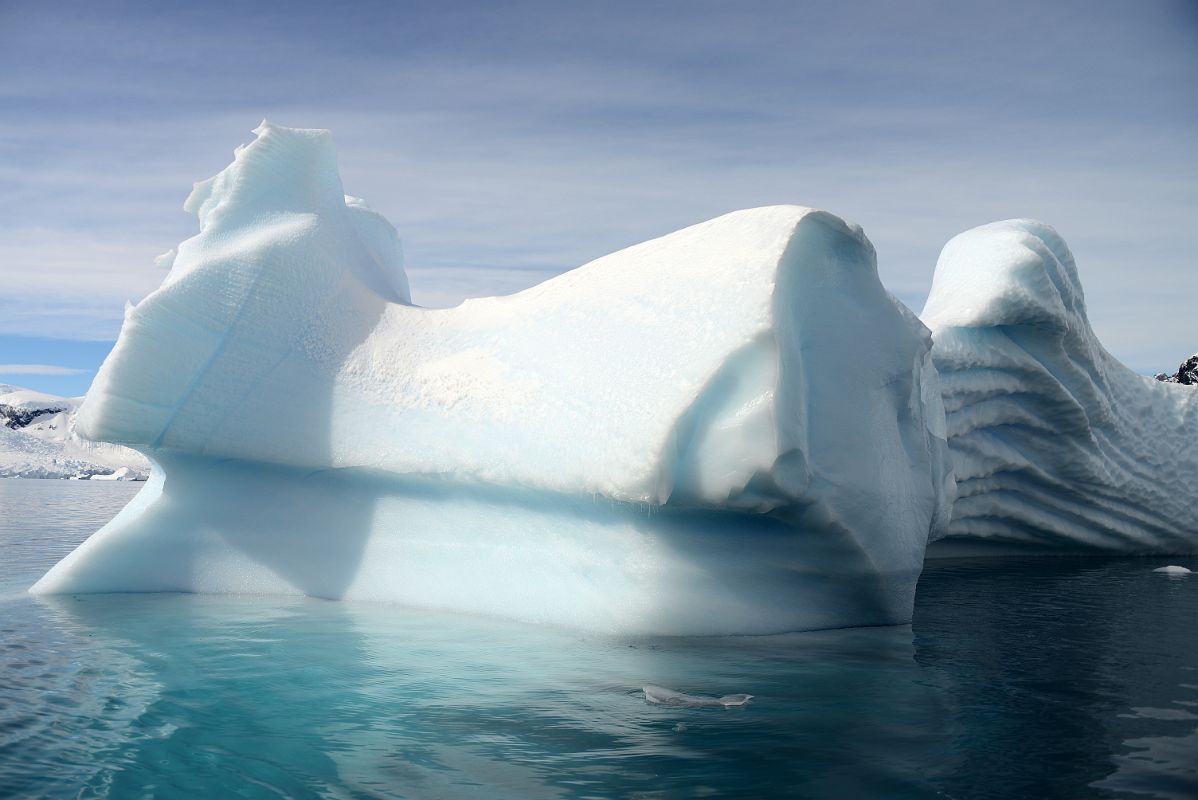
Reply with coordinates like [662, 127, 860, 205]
[643, 685, 753, 708]
[31, 123, 952, 634]
[923, 220, 1198, 555]
[1153, 566, 1192, 575]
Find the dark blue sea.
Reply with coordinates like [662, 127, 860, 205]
[1, 479, 1195, 799]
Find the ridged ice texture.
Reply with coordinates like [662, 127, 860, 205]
[33, 123, 952, 634]
[923, 220, 1198, 555]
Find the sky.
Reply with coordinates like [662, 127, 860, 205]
[1, 0, 1195, 396]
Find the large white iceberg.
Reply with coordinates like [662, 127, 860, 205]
[31, 123, 954, 634]
[923, 220, 1198, 555]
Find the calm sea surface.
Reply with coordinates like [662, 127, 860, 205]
[1, 479, 1196, 799]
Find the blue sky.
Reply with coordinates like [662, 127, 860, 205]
[1, 0, 1195, 395]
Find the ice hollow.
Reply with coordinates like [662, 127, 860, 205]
[923, 220, 1198, 556]
[30, 123, 953, 634]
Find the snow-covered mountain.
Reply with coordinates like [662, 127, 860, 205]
[1154, 353, 1198, 385]
[0, 384, 149, 479]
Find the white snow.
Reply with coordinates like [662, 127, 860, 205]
[30, 122, 953, 635]
[0, 386, 73, 411]
[923, 220, 1198, 555]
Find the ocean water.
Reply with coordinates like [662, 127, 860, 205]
[1, 480, 1196, 799]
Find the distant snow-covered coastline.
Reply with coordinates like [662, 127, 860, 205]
[0, 384, 149, 480]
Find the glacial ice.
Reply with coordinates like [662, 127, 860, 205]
[30, 122, 954, 635]
[922, 220, 1198, 555]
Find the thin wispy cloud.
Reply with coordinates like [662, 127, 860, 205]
[0, 364, 89, 376]
[0, 229, 164, 340]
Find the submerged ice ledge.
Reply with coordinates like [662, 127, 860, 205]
[31, 123, 1198, 633]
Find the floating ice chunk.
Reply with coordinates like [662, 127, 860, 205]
[923, 220, 1198, 556]
[1153, 566, 1192, 575]
[153, 248, 176, 271]
[31, 123, 952, 635]
[90, 466, 135, 481]
[643, 685, 753, 708]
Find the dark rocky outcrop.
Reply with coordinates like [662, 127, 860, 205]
[1154, 353, 1198, 386]
[1, 403, 66, 430]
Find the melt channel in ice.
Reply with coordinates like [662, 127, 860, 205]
[922, 220, 1198, 556]
[30, 122, 954, 635]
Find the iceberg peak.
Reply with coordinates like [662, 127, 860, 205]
[183, 121, 344, 233]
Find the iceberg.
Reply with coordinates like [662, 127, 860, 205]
[31, 123, 953, 635]
[922, 220, 1198, 555]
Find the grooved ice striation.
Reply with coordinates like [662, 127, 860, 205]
[922, 220, 1198, 556]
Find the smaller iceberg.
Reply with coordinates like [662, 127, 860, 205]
[1152, 566, 1192, 575]
[923, 220, 1198, 555]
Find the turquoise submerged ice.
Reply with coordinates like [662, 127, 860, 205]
[31, 123, 955, 634]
